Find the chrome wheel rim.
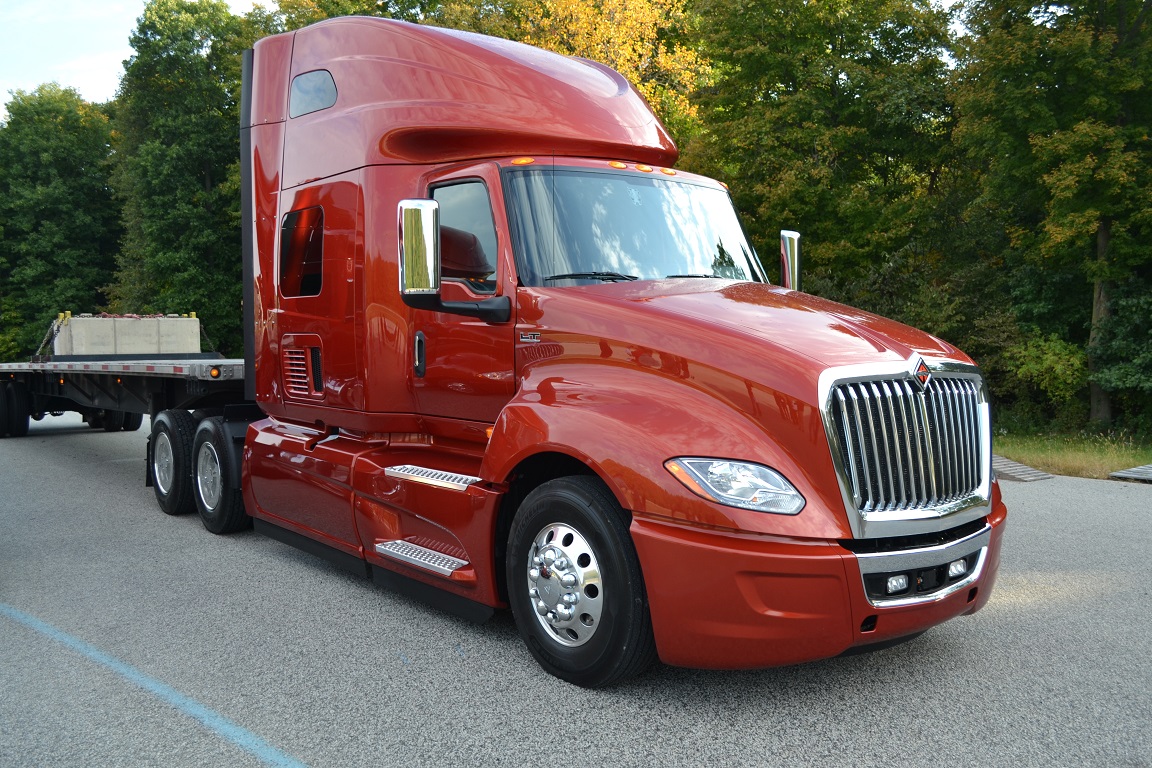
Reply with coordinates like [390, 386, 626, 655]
[196, 441, 222, 511]
[154, 432, 174, 494]
[526, 522, 604, 647]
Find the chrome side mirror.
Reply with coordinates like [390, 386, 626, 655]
[398, 199, 440, 297]
[780, 230, 801, 291]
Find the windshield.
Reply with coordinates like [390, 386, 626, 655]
[503, 168, 762, 286]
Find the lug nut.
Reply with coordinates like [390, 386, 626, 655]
[529, 588, 539, 599]
[562, 592, 578, 605]
[542, 550, 557, 566]
[560, 573, 577, 588]
[535, 600, 549, 616]
[529, 568, 540, 582]
[553, 557, 568, 570]
[556, 605, 573, 621]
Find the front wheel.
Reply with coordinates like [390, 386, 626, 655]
[506, 476, 656, 688]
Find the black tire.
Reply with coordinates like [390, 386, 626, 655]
[102, 409, 126, 432]
[506, 476, 657, 688]
[6, 382, 31, 437]
[87, 411, 104, 429]
[150, 410, 198, 516]
[121, 411, 144, 432]
[192, 417, 250, 534]
[0, 383, 9, 438]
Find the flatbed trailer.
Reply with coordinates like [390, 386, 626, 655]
[0, 357, 246, 436]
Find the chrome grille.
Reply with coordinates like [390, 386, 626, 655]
[830, 375, 984, 513]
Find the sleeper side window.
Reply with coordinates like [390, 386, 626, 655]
[280, 207, 323, 297]
[289, 70, 337, 118]
[431, 181, 498, 294]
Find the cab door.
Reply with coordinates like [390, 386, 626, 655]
[412, 164, 516, 423]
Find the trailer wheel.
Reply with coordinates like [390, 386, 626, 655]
[192, 417, 250, 534]
[506, 476, 656, 688]
[0, 383, 9, 438]
[5, 382, 31, 437]
[150, 410, 197, 516]
[102, 409, 126, 432]
[122, 412, 144, 432]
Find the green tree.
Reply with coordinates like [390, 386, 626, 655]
[0, 85, 120, 360]
[954, 0, 1152, 425]
[110, 0, 247, 355]
[681, 0, 953, 280]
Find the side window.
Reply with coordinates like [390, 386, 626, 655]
[280, 207, 323, 297]
[432, 181, 498, 294]
[289, 70, 337, 118]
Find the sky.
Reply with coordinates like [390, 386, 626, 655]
[0, 0, 259, 119]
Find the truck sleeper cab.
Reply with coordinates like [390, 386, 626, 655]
[212, 16, 1005, 687]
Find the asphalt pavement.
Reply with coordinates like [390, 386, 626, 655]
[1, 413, 1149, 767]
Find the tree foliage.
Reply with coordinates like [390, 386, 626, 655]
[682, 0, 953, 277]
[108, 0, 248, 355]
[954, 0, 1152, 425]
[0, 85, 120, 359]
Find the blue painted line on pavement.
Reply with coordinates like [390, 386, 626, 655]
[0, 602, 306, 768]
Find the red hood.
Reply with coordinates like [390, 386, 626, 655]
[522, 279, 968, 378]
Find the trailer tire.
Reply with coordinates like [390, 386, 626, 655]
[102, 409, 126, 432]
[506, 476, 657, 688]
[192, 417, 250, 534]
[0, 383, 9, 437]
[6, 382, 31, 437]
[122, 412, 144, 432]
[150, 410, 197, 516]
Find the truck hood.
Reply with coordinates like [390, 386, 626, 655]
[523, 279, 968, 380]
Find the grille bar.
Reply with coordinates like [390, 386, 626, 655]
[831, 375, 983, 514]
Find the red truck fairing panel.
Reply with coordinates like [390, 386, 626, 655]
[278, 17, 677, 189]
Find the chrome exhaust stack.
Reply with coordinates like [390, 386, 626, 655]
[780, 230, 801, 291]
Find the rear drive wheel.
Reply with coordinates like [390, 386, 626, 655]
[5, 382, 30, 437]
[150, 410, 197, 516]
[506, 476, 656, 688]
[121, 411, 144, 432]
[192, 417, 250, 534]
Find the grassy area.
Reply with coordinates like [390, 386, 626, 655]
[994, 432, 1152, 479]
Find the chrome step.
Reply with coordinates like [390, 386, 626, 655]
[375, 540, 468, 577]
[384, 464, 481, 491]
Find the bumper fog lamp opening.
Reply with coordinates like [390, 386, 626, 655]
[886, 574, 909, 594]
[948, 558, 968, 579]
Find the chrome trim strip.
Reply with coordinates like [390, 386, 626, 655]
[375, 540, 468, 577]
[384, 464, 481, 491]
[855, 524, 991, 573]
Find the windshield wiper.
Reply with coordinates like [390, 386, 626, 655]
[544, 271, 639, 283]
[665, 274, 716, 279]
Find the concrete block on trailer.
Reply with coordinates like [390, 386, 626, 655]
[52, 314, 202, 356]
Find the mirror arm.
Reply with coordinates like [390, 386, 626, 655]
[402, 294, 511, 324]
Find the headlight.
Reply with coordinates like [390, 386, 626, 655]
[665, 458, 805, 515]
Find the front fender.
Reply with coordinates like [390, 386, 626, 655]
[482, 362, 852, 540]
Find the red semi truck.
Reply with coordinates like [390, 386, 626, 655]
[0, 17, 1005, 687]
